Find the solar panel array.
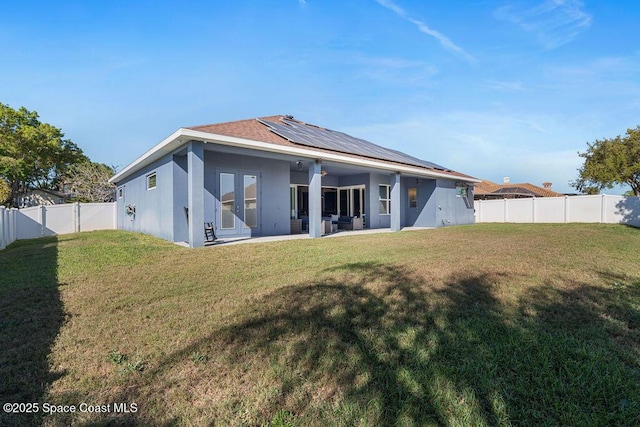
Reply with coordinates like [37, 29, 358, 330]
[258, 118, 450, 171]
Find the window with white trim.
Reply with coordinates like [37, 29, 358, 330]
[379, 184, 391, 215]
[147, 172, 157, 190]
[118, 186, 124, 199]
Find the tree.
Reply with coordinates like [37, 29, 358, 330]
[0, 102, 86, 206]
[581, 186, 601, 195]
[0, 178, 10, 206]
[573, 126, 640, 196]
[65, 161, 117, 203]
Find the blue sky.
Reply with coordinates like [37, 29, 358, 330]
[2, 0, 639, 194]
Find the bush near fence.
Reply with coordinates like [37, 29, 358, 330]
[0, 203, 116, 250]
[474, 194, 640, 227]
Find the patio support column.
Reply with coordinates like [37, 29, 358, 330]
[308, 160, 322, 238]
[187, 140, 205, 248]
[390, 172, 401, 232]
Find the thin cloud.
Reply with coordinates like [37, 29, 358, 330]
[548, 56, 640, 79]
[495, 0, 592, 50]
[374, 0, 475, 62]
[485, 80, 528, 92]
[352, 55, 439, 86]
[343, 111, 582, 193]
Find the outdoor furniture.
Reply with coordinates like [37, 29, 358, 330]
[322, 220, 337, 234]
[300, 215, 309, 232]
[204, 222, 216, 242]
[185, 207, 217, 243]
[336, 216, 363, 230]
[290, 219, 302, 234]
[351, 217, 363, 230]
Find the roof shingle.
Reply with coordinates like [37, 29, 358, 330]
[188, 115, 477, 181]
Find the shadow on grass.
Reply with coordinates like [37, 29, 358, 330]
[0, 237, 65, 427]
[104, 262, 640, 425]
[526, 270, 640, 365]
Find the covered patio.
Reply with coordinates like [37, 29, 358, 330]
[177, 226, 436, 247]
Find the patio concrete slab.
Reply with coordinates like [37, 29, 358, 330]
[188, 226, 434, 247]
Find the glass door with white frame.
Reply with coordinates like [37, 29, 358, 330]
[338, 185, 366, 225]
[218, 171, 260, 236]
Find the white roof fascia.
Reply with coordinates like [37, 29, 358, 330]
[110, 128, 480, 184]
[109, 129, 186, 183]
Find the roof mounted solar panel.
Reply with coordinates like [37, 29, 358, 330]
[258, 118, 450, 172]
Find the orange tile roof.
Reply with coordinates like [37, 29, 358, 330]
[187, 115, 477, 181]
[513, 183, 562, 197]
[475, 179, 562, 197]
[474, 180, 502, 195]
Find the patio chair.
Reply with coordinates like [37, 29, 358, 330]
[204, 222, 216, 243]
[185, 207, 217, 243]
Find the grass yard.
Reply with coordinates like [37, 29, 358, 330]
[1, 224, 639, 426]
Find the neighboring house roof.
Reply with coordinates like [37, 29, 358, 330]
[474, 179, 563, 199]
[110, 115, 479, 184]
[19, 188, 69, 207]
[33, 188, 69, 198]
[473, 180, 501, 195]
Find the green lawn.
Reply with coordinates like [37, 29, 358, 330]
[1, 224, 639, 426]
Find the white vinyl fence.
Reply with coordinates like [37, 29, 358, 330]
[0, 202, 117, 250]
[475, 195, 640, 227]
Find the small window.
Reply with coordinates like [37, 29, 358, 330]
[147, 172, 157, 190]
[408, 187, 417, 208]
[456, 184, 473, 209]
[118, 186, 124, 199]
[379, 184, 391, 215]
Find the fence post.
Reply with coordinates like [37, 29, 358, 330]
[564, 196, 569, 223]
[76, 202, 81, 233]
[0, 206, 5, 250]
[601, 194, 606, 223]
[8, 208, 15, 244]
[12, 209, 17, 242]
[40, 205, 46, 237]
[504, 198, 508, 223]
[113, 202, 118, 229]
[532, 197, 536, 224]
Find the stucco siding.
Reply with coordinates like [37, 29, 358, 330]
[338, 173, 368, 187]
[290, 172, 307, 186]
[290, 171, 341, 188]
[435, 180, 474, 226]
[204, 151, 290, 237]
[402, 177, 437, 227]
[116, 155, 176, 241]
[172, 154, 189, 243]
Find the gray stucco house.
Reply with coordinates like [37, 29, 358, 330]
[109, 115, 479, 247]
